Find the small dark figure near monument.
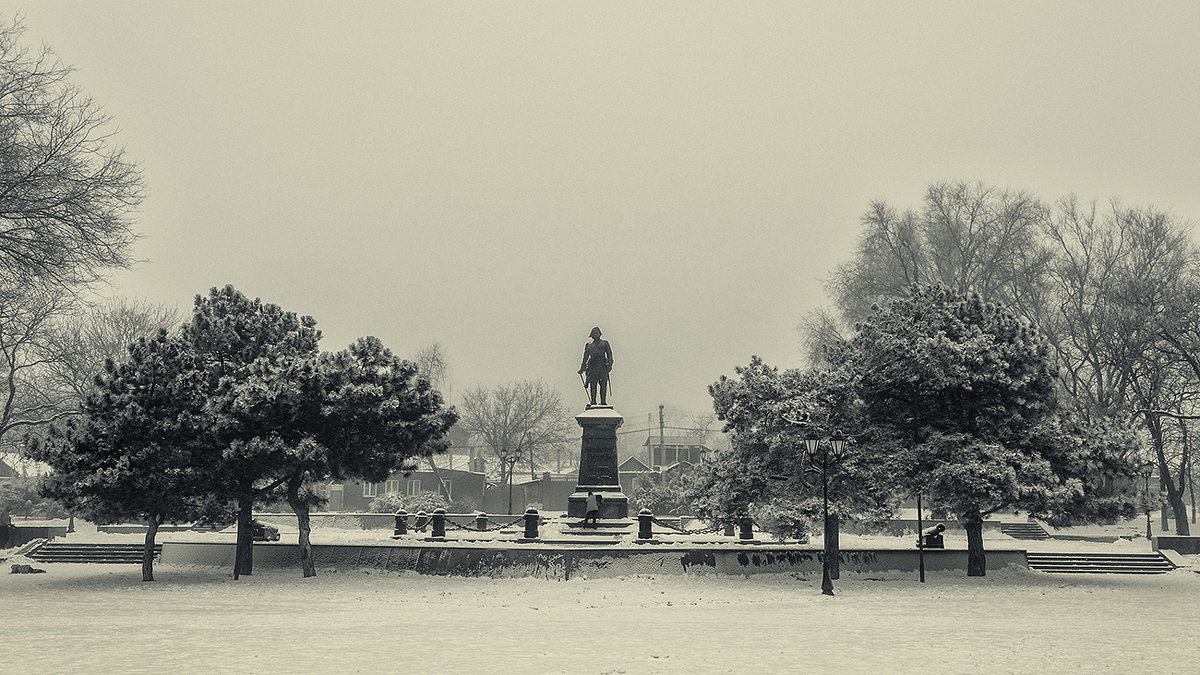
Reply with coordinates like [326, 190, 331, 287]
[583, 490, 603, 527]
[578, 326, 613, 406]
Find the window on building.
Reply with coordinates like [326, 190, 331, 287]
[384, 479, 400, 494]
[406, 478, 421, 496]
[363, 482, 378, 498]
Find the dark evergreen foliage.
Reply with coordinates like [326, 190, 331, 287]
[30, 331, 221, 580]
[840, 285, 1139, 575]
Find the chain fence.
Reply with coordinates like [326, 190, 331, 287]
[650, 517, 730, 535]
[400, 513, 747, 539]
[441, 516, 527, 533]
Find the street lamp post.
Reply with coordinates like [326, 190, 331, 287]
[1142, 465, 1154, 542]
[803, 427, 847, 597]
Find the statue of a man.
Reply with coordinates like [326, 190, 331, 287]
[578, 326, 613, 406]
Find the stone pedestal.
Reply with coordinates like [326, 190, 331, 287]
[567, 405, 629, 519]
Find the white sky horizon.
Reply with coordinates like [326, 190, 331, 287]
[17, 2, 1200, 421]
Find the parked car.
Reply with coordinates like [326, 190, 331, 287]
[251, 520, 281, 541]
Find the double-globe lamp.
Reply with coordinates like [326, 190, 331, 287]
[803, 427, 848, 596]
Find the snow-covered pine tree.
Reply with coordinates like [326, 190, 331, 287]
[33, 330, 217, 581]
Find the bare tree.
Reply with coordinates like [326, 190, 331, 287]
[40, 297, 181, 402]
[0, 17, 142, 291]
[457, 380, 573, 489]
[413, 342, 450, 397]
[0, 18, 146, 474]
[796, 306, 847, 368]
[0, 296, 179, 474]
[0, 286, 75, 452]
[1040, 200, 1195, 531]
[826, 181, 1052, 325]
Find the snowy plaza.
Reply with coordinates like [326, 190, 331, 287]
[3, 555, 1198, 674]
[5, 517, 1199, 674]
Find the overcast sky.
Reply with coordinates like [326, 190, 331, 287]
[19, 2, 1200, 426]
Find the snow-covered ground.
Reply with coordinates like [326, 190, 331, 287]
[3, 559, 1198, 674]
[5, 517, 1197, 673]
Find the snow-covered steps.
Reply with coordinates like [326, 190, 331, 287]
[26, 542, 161, 564]
[1001, 522, 1052, 540]
[558, 529, 626, 537]
[1026, 552, 1175, 574]
[562, 519, 635, 531]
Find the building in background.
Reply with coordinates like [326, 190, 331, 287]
[327, 465, 487, 512]
[644, 435, 710, 468]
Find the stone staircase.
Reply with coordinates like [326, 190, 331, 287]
[549, 519, 635, 544]
[1000, 522, 1052, 540]
[26, 542, 161, 564]
[1026, 551, 1175, 574]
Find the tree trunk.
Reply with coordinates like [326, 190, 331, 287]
[1166, 485, 1190, 536]
[142, 515, 160, 582]
[288, 479, 316, 578]
[1180, 419, 1196, 525]
[826, 512, 840, 580]
[234, 493, 254, 579]
[1153, 428, 1190, 535]
[963, 511, 986, 577]
[1190, 458, 1196, 525]
[1147, 412, 1189, 535]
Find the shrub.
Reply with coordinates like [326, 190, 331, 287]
[368, 491, 450, 513]
[1, 478, 67, 519]
[629, 473, 697, 516]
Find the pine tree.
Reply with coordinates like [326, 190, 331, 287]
[283, 336, 456, 577]
[184, 285, 322, 579]
[843, 285, 1138, 575]
[32, 331, 216, 581]
[696, 357, 893, 578]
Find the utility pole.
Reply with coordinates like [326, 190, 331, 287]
[659, 405, 665, 468]
[647, 413, 653, 465]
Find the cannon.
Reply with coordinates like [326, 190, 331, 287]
[919, 523, 946, 549]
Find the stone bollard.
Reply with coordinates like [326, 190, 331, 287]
[393, 510, 408, 537]
[638, 508, 654, 539]
[724, 522, 736, 537]
[415, 510, 429, 533]
[475, 512, 488, 531]
[432, 508, 446, 538]
[738, 516, 754, 540]
[523, 508, 539, 539]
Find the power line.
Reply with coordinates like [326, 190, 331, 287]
[616, 425, 714, 436]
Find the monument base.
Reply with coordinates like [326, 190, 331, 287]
[567, 489, 629, 519]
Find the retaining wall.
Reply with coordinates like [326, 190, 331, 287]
[160, 541, 1027, 579]
[1154, 535, 1200, 555]
[1, 525, 68, 547]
